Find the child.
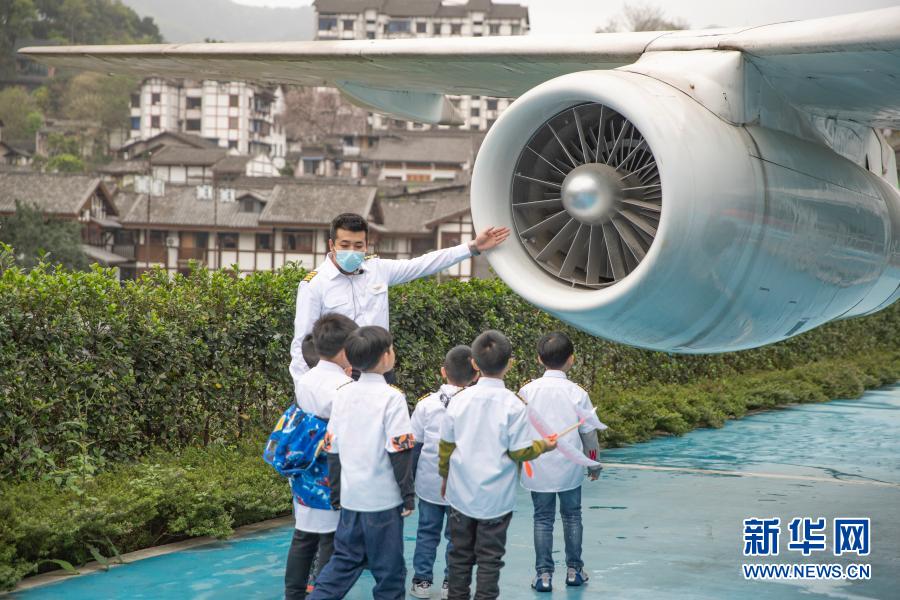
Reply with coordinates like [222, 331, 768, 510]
[309, 326, 416, 600]
[285, 313, 358, 600]
[439, 330, 558, 600]
[301, 333, 319, 369]
[409, 346, 479, 600]
[520, 331, 602, 592]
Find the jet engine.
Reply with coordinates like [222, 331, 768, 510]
[471, 70, 900, 352]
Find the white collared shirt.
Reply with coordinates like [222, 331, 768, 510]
[410, 384, 461, 506]
[292, 359, 352, 533]
[289, 244, 473, 384]
[326, 372, 414, 512]
[519, 370, 597, 493]
[441, 377, 535, 519]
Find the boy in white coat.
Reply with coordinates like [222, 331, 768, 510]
[409, 346, 478, 599]
[520, 331, 602, 592]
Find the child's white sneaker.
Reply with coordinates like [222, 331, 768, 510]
[532, 572, 552, 592]
[566, 566, 590, 586]
[410, 580, 433, 598]
[441, 579, 449, 599]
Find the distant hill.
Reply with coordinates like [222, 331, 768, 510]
[122, 0, 315, 43]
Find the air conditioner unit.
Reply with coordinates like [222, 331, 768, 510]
[196, 184, 213, 200]
[165, 236, 178, 248]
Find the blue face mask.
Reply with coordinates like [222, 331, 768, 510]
[335, 250, 365, 273]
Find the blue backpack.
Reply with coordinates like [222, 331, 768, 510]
[264, 396, 332, 510]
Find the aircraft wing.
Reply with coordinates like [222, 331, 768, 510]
[19, 6, 900, 126]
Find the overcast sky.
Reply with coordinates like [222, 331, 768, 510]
[232, 0, 899, 35]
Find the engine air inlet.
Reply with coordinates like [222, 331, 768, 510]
[512, 103, 661, 288]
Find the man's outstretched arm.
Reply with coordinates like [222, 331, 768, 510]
[383, 226, 510, 286]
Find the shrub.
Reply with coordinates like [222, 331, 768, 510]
[1, 249, 898, 481]
[0, 439, 290, 591]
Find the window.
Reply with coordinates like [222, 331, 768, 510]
[185, 119, 201, 131]
[318, 17, 337, 30]
[303, 158, 321, 174]
[511, 24, 521, 35]
[450, 24, 462, 35]
[151, 92, 161, 105]
[256, 233, 272, 251]
[471, 108, 480, 117]
[387, 20, 410, 33]
[130, 116, 141, 130]
[149, 230, 166, 245]
[486, 99, 498, 111]
[150, 116, 160, 128]
[486, 118, 496, 129]
[186, 97, 202, 109]
[416, 22, 427, 33]
[343, 19, 355, 30]
[366, 31, 375, 39]
[489, 24, 500, 35]
[411, 238, 434, 255]
[229, 94, 240, 108]
[130, 93, 140, 107]
[228, 117, 239, 130]
[239, 197, 262, 213]
[283, 229, 315, 252]
[219, 233, 238, 249]
[471, 95, 481, 100]
[441, 231, 461, 248]
[228, 140, 239, 150]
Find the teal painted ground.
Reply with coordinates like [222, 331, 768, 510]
[13, 385, 900, 600]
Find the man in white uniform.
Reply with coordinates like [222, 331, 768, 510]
[290, 212, 510, 385]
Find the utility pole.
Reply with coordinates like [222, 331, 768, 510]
[144, 150, 152, 274]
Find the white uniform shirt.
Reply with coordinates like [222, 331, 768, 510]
[325, 372, 415, 512]
[441, 377, 535, 520]
[410, 384, 461, 506]
[289, 245, 473, 384]
[519, 370, 597, 493]
[292, 359, 351, 533]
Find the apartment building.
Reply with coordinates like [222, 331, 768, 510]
[313, 0, 528, 131]
[129, 79, 288, 168]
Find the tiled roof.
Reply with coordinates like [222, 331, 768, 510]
[381, 188, 470, 233]
[0, 173, 114, 217]
[212, 155, 251, 175]
[260, 183, 378, 226]
[364, 134, 477, 165]
[314, 0, 527, 19]
[149, 145, 228, 167]
[118, 186, 269, 229]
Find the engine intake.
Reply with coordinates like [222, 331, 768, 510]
[471, 70, 900, 353]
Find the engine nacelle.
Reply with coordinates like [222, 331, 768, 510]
[471, 70, 900, 353]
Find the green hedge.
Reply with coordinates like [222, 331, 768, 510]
[1, 352, 897, 591]
[1, 245, 898, 481]
[0, 438, 290, 591]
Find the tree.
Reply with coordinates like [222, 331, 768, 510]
[0, 0, 35, 74]
[31, 0, 162, 44]
[282, 87, 370, 141]
[597, 3, 688, 33]
[0, 86, 38, 143]
[61, 71, 136, 130]
[0, 201, 88, 270]
[45, 153, 85, 173]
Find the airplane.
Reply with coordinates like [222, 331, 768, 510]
[20, 6, 900, 354]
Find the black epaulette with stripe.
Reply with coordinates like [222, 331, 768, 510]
[302, 270, 317, 283]
[336, 380, 353, 390]
[416, 392, 431, 403]
[365, 254, 378, 260]
[515, 392, 528, 405]
[389, 383, 405, 395]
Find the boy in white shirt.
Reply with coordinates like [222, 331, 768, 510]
[439, 330, 558, 600]
[520, 331, 602, 592]
[285, 314, 358, 600]
[309, 326, 416, 600]
[409, 346, 478, 600]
